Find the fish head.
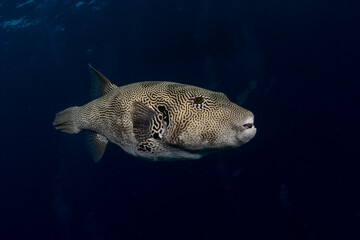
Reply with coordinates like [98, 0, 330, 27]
[165, 85, 257, 155]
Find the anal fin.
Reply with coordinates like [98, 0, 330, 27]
[86, 132, 109, 163]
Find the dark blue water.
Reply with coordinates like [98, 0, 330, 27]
[1, 0, 359, 239]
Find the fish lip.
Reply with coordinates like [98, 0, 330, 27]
[234, 114, 256, 144]
[237, 127, 257, 145]
[238, 115, 255, 131]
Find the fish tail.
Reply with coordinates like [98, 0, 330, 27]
[53, 107, 81, 134]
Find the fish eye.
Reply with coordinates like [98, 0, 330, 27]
[193, 96, 204, 104]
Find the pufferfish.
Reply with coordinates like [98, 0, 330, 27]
[53, 65, 257, 162]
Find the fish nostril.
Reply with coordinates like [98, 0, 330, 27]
[243, 123, 253, 129]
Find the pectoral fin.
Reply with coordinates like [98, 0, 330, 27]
[86, 132, 109, 163]
[132, 101, 157, 141]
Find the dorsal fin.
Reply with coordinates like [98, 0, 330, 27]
[88, 64, 117, 99]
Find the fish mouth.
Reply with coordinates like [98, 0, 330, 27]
[241, 116, 256, 130]
[237, 115, 257, 144]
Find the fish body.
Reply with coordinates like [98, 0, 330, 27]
[53, 65, 257, 162]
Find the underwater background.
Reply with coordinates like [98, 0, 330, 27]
[1, 0, 359, 239]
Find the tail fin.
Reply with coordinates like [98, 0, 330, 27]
[53, 107, 81, 134]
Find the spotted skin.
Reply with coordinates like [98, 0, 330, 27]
[53, 66, 256, 161]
